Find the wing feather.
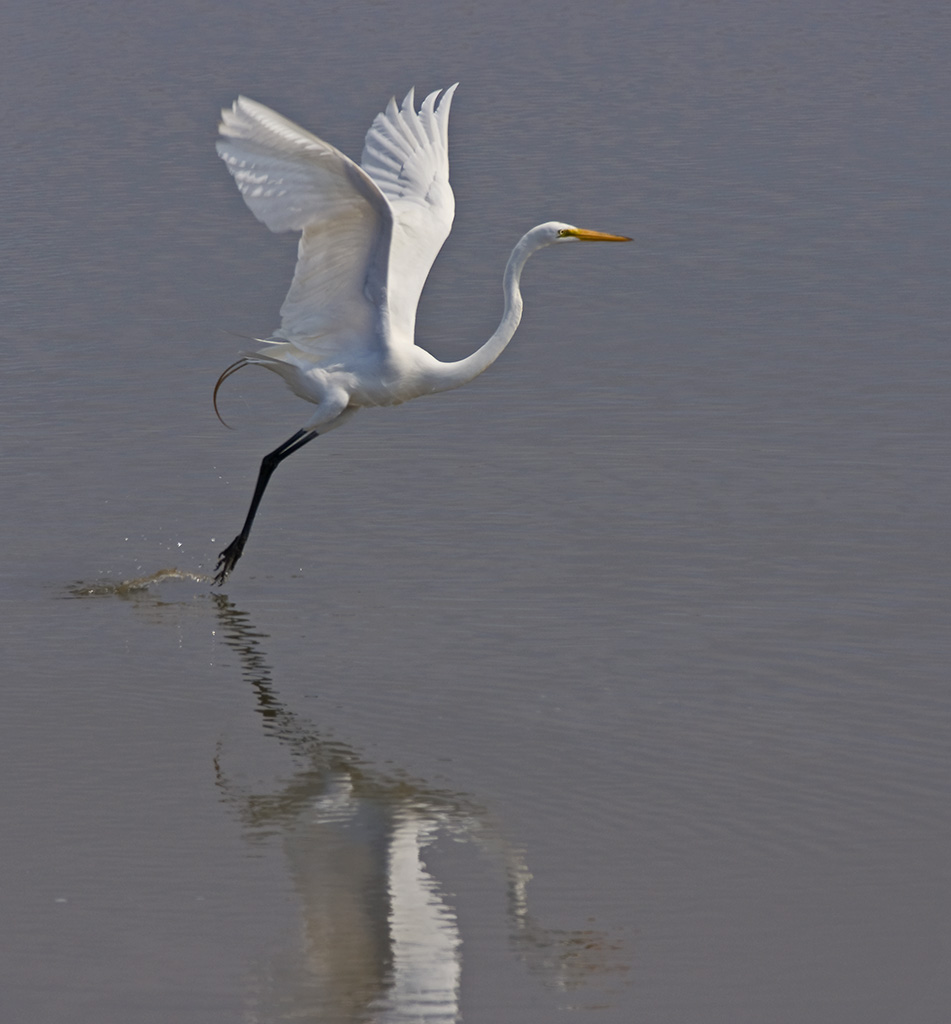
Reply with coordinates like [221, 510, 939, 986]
[216, 87, 458, 360]
[216, 96, 391, 357]
[360, 85, 458, 342]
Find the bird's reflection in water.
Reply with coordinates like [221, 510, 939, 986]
[212, 596, 627, 1021]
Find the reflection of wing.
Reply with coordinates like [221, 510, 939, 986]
[381, 808, 461, 1021]
[216, 96, 391, 359]
[361, 85, 457, 345]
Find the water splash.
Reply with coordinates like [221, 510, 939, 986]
[67, 567, 212, 597]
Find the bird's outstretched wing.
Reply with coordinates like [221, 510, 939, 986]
[360, 85, 457, 344]
[216, 97, 392, 357]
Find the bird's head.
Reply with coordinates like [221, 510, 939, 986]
[529, 221, 632, 249]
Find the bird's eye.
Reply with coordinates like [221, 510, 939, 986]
[557, 228, 570, 237]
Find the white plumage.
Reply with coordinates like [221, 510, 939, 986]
[212, 85, 630, 584]
[216, 87, 455, 366]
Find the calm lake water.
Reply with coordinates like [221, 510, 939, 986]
[3, 1, 951, 1021]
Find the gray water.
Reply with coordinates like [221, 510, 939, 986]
[3, 1, 951, 1021]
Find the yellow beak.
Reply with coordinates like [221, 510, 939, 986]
[566, 228, 632, 242]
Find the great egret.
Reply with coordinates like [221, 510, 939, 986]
[212, 85, 629, 585]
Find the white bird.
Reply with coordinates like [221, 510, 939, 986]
[212, 85, 630, 585]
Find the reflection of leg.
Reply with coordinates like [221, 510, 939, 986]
[214, 428, 319, 585]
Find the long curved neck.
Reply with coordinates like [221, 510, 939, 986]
[425, 231, 542, 393]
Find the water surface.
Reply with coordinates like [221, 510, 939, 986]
[2, 1, 951, 1021]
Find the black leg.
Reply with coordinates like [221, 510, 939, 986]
[214, 428, 319, 586]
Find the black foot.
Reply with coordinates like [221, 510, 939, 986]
[214, 535, 245, 587]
